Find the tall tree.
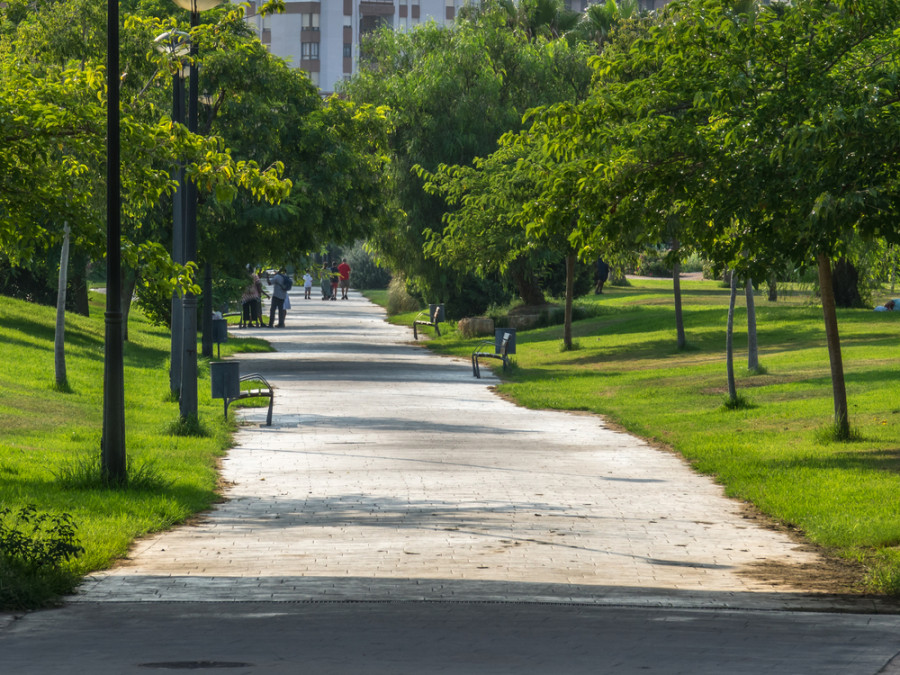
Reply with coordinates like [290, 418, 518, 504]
[544, 0, 900, 435]
[343, 6, 593, 316]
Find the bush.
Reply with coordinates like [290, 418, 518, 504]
[345, 241, 391, 290]
[0, 505, 84, 571]
[633, 248, 672, 277]
[386, 276, 421, 314]
[681, 252, 706, 273]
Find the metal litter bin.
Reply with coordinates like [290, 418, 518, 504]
[211, 318, 228, 358]
[210, 361, 240, 400]
[494, 328, 516, 354]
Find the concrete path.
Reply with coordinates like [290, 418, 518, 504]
[73, 290, 866, 610]
[5, 289, 900, 674]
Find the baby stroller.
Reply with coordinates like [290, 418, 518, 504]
[240, 297, 262, 328]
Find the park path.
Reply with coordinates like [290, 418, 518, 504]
[74, 289, 863, 610]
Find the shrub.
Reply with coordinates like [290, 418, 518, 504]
[633, 248, 672, 277]
[345, 241, 391, 290]
[0, 505, 84, 571]
[681, 252, 706, 273]
[386, 276, 421, 314]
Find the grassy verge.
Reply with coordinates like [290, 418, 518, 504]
[374, 280, 900, 594]
[0, 293, 271, 609]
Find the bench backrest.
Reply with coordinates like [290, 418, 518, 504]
[499, 332, 511, 355]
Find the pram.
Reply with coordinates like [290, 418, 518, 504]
[240, 297, 262, 327]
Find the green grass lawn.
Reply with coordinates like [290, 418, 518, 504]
[0, 293, 271, 609]
[372, 280, 900, 594]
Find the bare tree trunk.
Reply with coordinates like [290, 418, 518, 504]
[816, 253, 850, 437]
[745, 277, 759, 371]
[54, 224, 70, 389]
[120, 268, 136, 343]
[726, 269, 738, 402]
[673, 255, 686, 349]
[563, 249, 575, 350]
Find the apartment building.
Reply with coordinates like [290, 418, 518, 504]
[245, 0, 592, 95]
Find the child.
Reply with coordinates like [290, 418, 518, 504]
[303, 270, 313, 300]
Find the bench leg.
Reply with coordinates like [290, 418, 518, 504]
[472, 354, 480, 379]
[413, 323, 418, 340]
[266, 396, 273, 426]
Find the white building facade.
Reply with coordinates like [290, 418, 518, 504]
[245, 0, 591, 95]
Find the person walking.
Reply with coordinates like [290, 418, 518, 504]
[240, 268, 265, 328]
[594, 258, 610, 294]
[330, 260, 340, 301]
[303, 270, 313, 300]
[320, 262, 332, 300]
[338, 258, 351, 300]
[268, 268, 289, 327]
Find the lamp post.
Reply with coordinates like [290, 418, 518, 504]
[154, 30, 191, 398]
[170, 0, 223, 421]
[101, 0, 125, 482]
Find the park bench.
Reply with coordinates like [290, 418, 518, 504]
[221, 372, 274, 426]
[472, 331, 513, 379]
[413, 304, 444, 340]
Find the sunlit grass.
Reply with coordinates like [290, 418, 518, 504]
[0, 294, 242, 607]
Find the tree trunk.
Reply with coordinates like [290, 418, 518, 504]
[816, 253, 850, 437]
[767, 272, 778, 302]
[673, 257, 686, 349]
[509, 257, 545, 306]
[831, 257, 863, 308]
[726, 269, 737, 402]
[71, 257, 90, 317]
[120, 268, 136, 343]
[201, 262, 213, 358]
[745, 277, 759, 371]
[563, 249, 575, 350]
[54, 224, 70, 389]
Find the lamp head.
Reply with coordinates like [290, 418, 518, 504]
[171, 0, 224, 11]
[154, 30, 191, 57]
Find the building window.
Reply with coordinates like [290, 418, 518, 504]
[360, 13, 392, 37]
[343, 43, 352, 58]
[308, 71, 320, 87]
[302, 12, 320, 30]
[302, 41, 320, 59]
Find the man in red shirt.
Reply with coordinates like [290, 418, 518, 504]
[338, 258, 351, 300]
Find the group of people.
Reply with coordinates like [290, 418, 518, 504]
[319, 259, 351, 301]
[238, 259, 351, 329]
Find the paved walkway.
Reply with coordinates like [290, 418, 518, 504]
[74, 290, 866, 610]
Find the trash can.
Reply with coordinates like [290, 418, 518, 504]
[210, 361, 240, 400]
[494, 328, 516, 354]
[429, 303, 445, 323]
[212, 318, 228, 344]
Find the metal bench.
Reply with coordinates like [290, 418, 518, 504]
[472, 331, 513, 379]
[413, 304, 444, 340]
[224, 373, 274, 426]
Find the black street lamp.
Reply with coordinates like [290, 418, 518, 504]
[171, 0, 222, 421]
[101, 0, 125, 482]
[154, 30, 191, 399]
